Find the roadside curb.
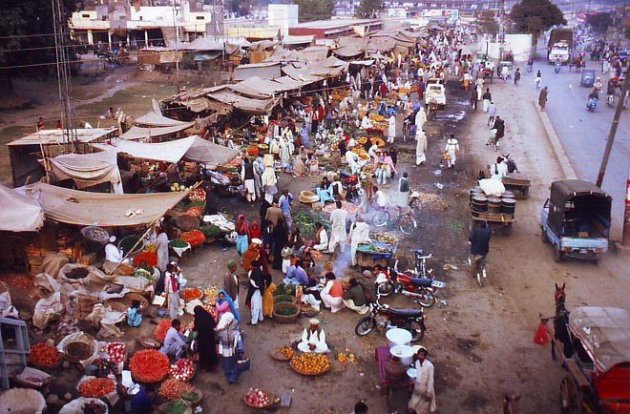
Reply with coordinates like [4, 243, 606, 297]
[532, 101, 578, 180]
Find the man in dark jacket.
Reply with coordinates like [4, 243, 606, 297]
[469, 222, 491, 277]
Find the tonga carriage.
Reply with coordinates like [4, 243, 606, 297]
[544, 306, 630, 414]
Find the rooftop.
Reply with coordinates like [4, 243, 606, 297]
[292, 18, 380, 30]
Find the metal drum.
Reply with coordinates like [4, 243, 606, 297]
[469, 187, 483, 202]
[487, 196, 502, 214]
[502, 190, 515, 199]
[501, 197, 516, 215]
[471, 194, 488, 215]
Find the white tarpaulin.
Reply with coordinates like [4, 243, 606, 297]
[49, 150, 123, 194]
[135, 111, 191, 127]
[0, 184, 44, 232]
[24, 183, 188, 227]
[185, 137, 240, 167]
[120, 124, 192, 141]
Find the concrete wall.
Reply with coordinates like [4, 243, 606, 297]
[482, 34, 533, 62]
[268, 5, 299, 37]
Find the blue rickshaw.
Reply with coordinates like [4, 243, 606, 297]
[580, 70, 596, 87]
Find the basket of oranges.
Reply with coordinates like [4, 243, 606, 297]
[289, 353, 331, 376]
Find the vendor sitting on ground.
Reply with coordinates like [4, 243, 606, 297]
[316, 177, 335, 204]
[284, 259, 310, 286]
[103, 235, 129, 273]
[160, 319, 187, 360]
[311, 222, 329, 252]
[127, 300, 143, 327]
[297, 318, 330, 353]
[343, 278, 370, 314]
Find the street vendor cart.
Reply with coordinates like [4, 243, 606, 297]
[546, 306, 630, 414]
[469, 188, 516, 235]
[501, 173, 531, 199]
[356, 241, 397, 270]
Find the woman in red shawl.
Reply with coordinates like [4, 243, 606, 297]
[235, 214, 250, 256]
[249, 221, 263, 241]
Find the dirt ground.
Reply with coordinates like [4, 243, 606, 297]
[5, 69, 630, 413]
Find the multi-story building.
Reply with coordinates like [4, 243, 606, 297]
[70, 0, 223, 48]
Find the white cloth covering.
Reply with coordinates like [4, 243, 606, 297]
[297, 328, 329, 353]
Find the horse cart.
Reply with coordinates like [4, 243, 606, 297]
[469, 187, 516, 235]
[543, 299, 630, 414]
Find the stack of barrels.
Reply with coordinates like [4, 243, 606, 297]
[470, 188, 516, 216]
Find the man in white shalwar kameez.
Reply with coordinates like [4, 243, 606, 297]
[349, 217, 371, 266]
[328, 200, 348, 253]
[415, 127, 427, 166]
[297, 319, 329, 353]
[387, 115, 396, 143]
[444, 134, 460, 168]
[408, 347, 436, 414]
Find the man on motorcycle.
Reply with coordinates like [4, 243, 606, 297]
[469, 221, 491, 277]
[587, 91, 599, 111]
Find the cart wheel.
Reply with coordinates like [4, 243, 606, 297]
[560, 376, 583, 414]
[372, 210, 390, 227]
[541, 228, 550, 244]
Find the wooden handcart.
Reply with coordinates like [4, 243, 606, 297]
[471, 211, 515, 235]
[502, 173, 531, 199]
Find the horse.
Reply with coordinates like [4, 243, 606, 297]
[551, 283, 574, 360]
[503, 394, 521, 414]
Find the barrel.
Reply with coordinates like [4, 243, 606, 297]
[502, 190, 515, 199]
[501, 197, 516, 215]
[469, 187, 483, 202]
[471, 195, 488, 214]
[487, 196, 502, 214]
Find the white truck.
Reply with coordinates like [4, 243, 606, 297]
[425, 78, 446, 109]
[547, 28, 573, 64]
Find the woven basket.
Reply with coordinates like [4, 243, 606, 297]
[64, 341, 94, 364]
[272, 302, 300, 323]
[243, 390, 278, 410]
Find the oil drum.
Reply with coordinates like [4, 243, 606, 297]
[501, 197, 516, 215]
[471, 194, 488, 215]
[487, 196, 502, 214]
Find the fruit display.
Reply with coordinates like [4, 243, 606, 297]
[375, 232, 398, 245]
[352, 147, 370, 160]
[78, 377, 116, 398]
[103, 342, 126, 364]
[203, 286, 219, 304]
[180, 230, 205, 248]
[181, 288, 203, 302]
[336, 352, 356, 364]
[29, 342, 62, 369]
[129, 350, 170, 383]
[243, 388, 277, 409]
[169, 358, 196, 382]
[133, 251, 158, 267]
[159, 378, 194, 401]
[271, 346, 294, 361]
[290, 353, 331, 376]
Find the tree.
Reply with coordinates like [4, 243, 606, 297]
[586, 12, 612, 34]
[293, 0, 335, 22]
[0, 0, 76, 92]
[509, 0, 566, 57]
[477, 10, 499, 36]
[355, 0, 383, 19]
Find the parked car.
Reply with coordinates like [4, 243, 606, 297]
[424, 78, 446, 109]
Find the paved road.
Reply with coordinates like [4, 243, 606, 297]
[529, 59, 630, 238]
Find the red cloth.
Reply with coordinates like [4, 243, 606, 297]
[534, 321, 549, 345]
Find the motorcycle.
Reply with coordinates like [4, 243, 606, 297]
[354, 292, 427, 342]
[374, 249, 446, 308]
[340, 171, 363, 206]
[587, 97, 597, 112]
[554, 62, 561, 74]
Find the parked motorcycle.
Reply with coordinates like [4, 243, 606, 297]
[354, 292, 426, 342]
[374, 249, 446, 308]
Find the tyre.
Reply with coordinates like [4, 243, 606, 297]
[560, 376, 583, 414]
[541, 228, 550, 243]
[416, 291, 435, 308]
[372, 210, 389, 227]
[377, 282, 394, 297]
[399, 214, 417, 235]
[355, 316, 376, 336]
[406, 319, 426, 342]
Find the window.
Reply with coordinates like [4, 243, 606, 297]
[139, 16, 143, 20]
[196, 16, 204, 20]
[82, 13, 90, 18]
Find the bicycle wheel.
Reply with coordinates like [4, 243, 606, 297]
[399, 213, 417, 235]
[372, 210, 389, 227]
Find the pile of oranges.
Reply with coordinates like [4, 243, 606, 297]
[290, 353, 330, 375]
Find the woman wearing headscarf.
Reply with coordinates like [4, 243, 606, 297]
[249, 221, 263, 241]
[242, 239, 262, 273]
[216, 289, 240, 322]
[193, 306, 219, 371]
[216, 312, 248, 383]
[235, 215, 250, 256]
[272, 218, 289, 270]
[224, 261, 239, 308]
[262, 273, 276, 319]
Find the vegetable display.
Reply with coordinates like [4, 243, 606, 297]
[29, 343, 61, 368]
[159, 378, 194, 401]
[133, 251, 158, 267]
[169, 239, 189, 249]
[290, 353, 331, 375]
[103, 342, 126, 364]
[169, 358, 196, 382]
[244, 388, 274, 408]
[129, 350, 170, 383]
[180, 230, 205, 248]
[188, 188, 206, 202]
[155, 319, 173, 343]
[181, 288, 203, 302]
[199, 225, 222, 239]
[163, 400, 189, 414]
[185, 207, 204, 218]
[78, 377, 116, 398]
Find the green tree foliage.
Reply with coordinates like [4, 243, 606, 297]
[0, 0, 76, 89]
[509, 0, 566, 36]
[477, 10, 499, 36]
[586, 12, 612, 34]
[293, 0, 335, 22]
[355, 0, 383, 19]
[226, 0, 253, 17]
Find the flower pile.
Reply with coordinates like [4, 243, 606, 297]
[129, 350, 170, 383]
[181, 288, 203, 302]
[158, 378, 195, 401]
[168, 358, 196, 382]
[103, 342, 126, 364]
[78, 377, 116, 398]
[181, 230, 205, 248]
[29, 343, 61, 368]
[155, 319, 172, 343]
[133, 251, 157, 267]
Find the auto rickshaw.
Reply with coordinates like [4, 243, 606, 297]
[540, 179, 611, 262]
[581, 69, 596, 87]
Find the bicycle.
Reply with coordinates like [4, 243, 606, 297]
[372, 205, 417, 235]
[468, 254, 488, 287]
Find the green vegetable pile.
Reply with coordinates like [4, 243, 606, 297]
[275, 283, 296, 297]
[169, 239, 188, 248]
[165, 400, 188, 414]
[275, 304, 299, 316]
[180, 391, 199, 402]
[293, 210, 330, 238]
[200, 225, 222, 239]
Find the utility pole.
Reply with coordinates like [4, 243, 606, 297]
[51, 0, 77, 150]
[596, 70, 630, 188]
[498, 0, 506, 60]
[172, 0, 180, 91]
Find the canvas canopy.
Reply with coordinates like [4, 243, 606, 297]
[24, 183, 187, 227]
[49, 150, 123, 194]
[120, 124, 193, 141]
[7, 129, 115, 147]
[0, 184, 44, 232]
[135, 111, 191, 127]
[206, 86, 277, 114]
[94, 136, 238, 167]
[570, 307, 630, 372]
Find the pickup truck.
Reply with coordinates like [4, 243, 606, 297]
[424, 78, 446, 109]
[540, 180, 611, 262]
